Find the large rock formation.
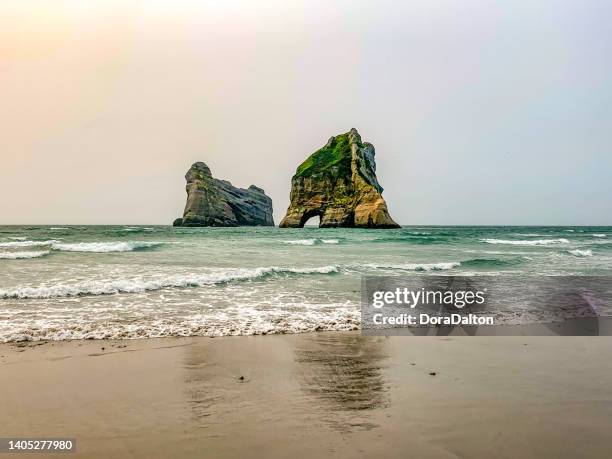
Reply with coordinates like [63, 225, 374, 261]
[279, 129, 400, 228]
[174, 162, 274, 227]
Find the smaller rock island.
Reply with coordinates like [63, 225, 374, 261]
[173, 162, 274, 227]
[280, 128, 399, 228]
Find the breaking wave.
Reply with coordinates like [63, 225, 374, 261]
[283, 239, 339, 245]
[358, 261, 461, 272]
[50, 241, 161, 253]
[122, 227, 154, 233]
[593, 234, 607, 238]
[0, 240, 60, 248]
[567, 249, 593, 257]
[358, 257, 527, 272]
[0, 240, 161, 253]
[0, 250, 50, 260]
[283, 239, 316, 245]
[480, 238, 569, 246]
[0, 265, 340, 299]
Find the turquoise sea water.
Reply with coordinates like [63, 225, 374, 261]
[0, 225, 611, 342]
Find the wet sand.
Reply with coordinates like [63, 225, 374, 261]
[2, 333, 612, 458]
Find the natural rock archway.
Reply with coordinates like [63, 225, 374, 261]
[279, 129, 399, 228]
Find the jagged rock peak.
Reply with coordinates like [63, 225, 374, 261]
[173, 162, 274, 227]
[279, 129, 399, 228]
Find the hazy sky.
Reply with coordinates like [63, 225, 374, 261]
[1, 0, 610, 225]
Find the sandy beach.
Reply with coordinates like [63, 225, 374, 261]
[2, 332, 612, 458]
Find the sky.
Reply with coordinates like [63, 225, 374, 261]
[1, 0, 611, 225]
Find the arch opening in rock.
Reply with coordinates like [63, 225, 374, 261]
[299, 209, 322, 228]
[303, 215, 321, 227]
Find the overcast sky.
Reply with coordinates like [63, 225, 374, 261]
[1, 0, 610, 225]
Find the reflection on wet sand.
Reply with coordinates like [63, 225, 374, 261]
[294, 334, 389, 431]
[183, 344, 225, 424]
[181, 335, 302, 434]
[180, 333, 391, 436]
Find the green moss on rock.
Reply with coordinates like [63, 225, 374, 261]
[295, 133, 354, 178]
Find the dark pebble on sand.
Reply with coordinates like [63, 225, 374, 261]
[239, 376, 245, 381]
[429, 372, 437, 376]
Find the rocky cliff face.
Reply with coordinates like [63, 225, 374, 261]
[279, 129, 399, 228]
[174, 162, 274, 227]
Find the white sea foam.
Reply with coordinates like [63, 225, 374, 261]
[0, 240, 161, 252]
[359, 261, 461, 272]
[567, 249, 593, 257]
[0, 240, 59, 248]
[593, 234, 607, 238]
[0, 250, 50, 260]
[0, 305, 361, 342]
[463, 249, 541, 255]
[283, 238, 339, 245]
[122, 227, 154, 232]
[0, 265, 339, 299]
[50, 227, 70, 230]
[481, 238, 569, 246]
[283, 239, 317, 245]
[7, 237, 27, 241]
[50, 241, 161, 253]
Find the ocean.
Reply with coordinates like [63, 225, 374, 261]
[0, 225, 610, 342]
